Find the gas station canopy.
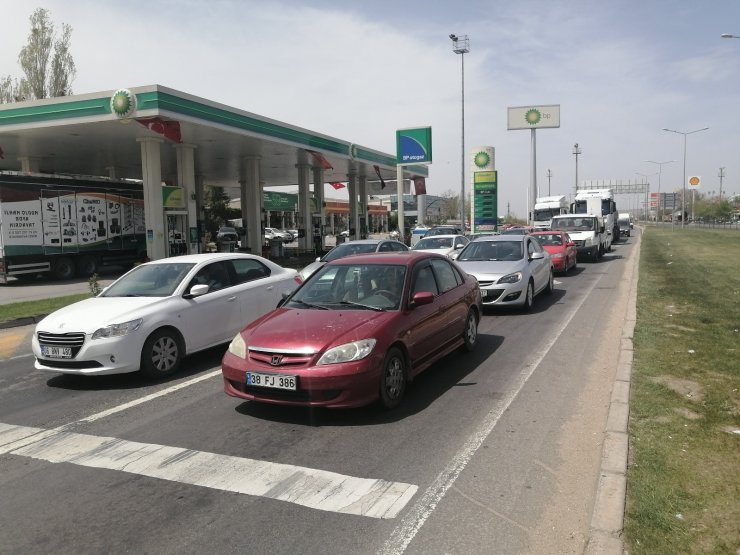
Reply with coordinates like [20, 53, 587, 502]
[0, 84, 427, 186]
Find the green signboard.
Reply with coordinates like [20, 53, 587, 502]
[473, 171, 497, 232]
[396, 127, 432, 164]
[162, 186, 185, 208]
[263, 191, 298, 211]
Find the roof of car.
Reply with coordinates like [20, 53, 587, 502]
[325, 251, 447, 265]
[477, 234, 526, 242]
[143, 253, 260, 265]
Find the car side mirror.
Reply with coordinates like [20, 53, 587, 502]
[529, 251, 545, 261]
[410, 291, 435, 307]
[567, 241, 576, 247]
[185, 284, 209, 298]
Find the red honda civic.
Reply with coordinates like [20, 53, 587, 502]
[221, 251, 482, 409]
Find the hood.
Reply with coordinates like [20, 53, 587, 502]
[36, 296, 167, 334]
[456, 259, 524, 279]
[242, 308, 393, 352]
[567, 230, 597, 240]
[413, 247, 454, 256]
[298, 260, 325, 280]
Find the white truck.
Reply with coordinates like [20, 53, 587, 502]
[617, 213, 632, 237]
[533, 195, 569, 230]
[0, 172, 146, 283]
[550, 213, 605, 262]
[571, 189, 618, 252]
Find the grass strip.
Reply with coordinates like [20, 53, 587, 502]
[625, 227, 740, 554]
[0, 293, 91, 323]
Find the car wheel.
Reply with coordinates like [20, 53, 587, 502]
[379, 347, 406, 409]
[75, 255, 98, 277]
[522, 281, 534, 311]
[52, 256, 75, 280]
[591, 248, 599, 262]
[462, 309, 478, 352]
[544, 270, 554, 295]
[140, 329, 183, 378]
[572, 255, 577, 271]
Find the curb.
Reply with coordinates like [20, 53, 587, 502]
[584, 230, 641, 555]
[0, 315, 46, 330]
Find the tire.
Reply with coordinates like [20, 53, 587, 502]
[379, 347, 406, 409]
[544, 270, 554, 295]
[522, 281, 534, 311]
[76, 255, 97, 277]
[572, 256, 577, 271]
[591, 248, 599, 263]
[462, 309, 478, 352]
[140, 329, 183, 378]
[52, 256, 75, 280]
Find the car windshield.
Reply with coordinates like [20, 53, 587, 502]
[457, 241, 523, 261]
[413, 237, 453, 250]
[323, 242, 379, 262]
[218, 227, 236, 234]
[552, 217, 595, 231]
[101, 263, 195, 297]
[533, 234, 563, 246]
[425, 227, 458, 236]
[288, 263, 407, 311]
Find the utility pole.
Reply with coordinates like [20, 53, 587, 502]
[547, 169, 552, 196]
[572, 143, 582, 195]
[719, 167, 726, 202]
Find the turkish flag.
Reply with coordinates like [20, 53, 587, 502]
[330, 182, 346, 190]
[136, 117, 182, 143]
[413, 177, 426, 195]
[306, 149, 333, 170]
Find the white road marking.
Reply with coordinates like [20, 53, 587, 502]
[0, 422, 417, 519]
[377, 273, 602, 554]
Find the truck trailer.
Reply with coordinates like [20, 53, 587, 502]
[0, 172, 146, 283]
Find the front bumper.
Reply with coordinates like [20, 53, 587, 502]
[32, 331, 144, 375]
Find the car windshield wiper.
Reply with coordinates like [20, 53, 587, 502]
[289, 298, 330, 310]
[337, 300, 385, 311]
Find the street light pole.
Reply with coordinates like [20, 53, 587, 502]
[718, 167, 726, 203]
[645, 160, 675, 221]
[450, 34, 470, 231]
[663, 127, 708, 226]
[547, 169, 552, 196]
[572, 143, 582, 196]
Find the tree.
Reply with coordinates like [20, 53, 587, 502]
[203, 186, 237, 238]
[1, 8, 76, 103]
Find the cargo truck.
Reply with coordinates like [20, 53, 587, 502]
[533, 195, 569, 230]
[550, 213, 605, 262]
[571, 189, 618, 252]
[0, 172, 146, 283]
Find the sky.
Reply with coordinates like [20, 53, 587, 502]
[2, 0, 739, 219]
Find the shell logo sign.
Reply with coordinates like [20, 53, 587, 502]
[688, 175, 701, 188]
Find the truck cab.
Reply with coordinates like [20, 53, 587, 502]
[550, 214, 604, 262]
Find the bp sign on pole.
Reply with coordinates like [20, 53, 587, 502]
[507, 105, 561, 130]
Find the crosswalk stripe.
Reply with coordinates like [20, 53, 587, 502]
[0, 422, 417, 519]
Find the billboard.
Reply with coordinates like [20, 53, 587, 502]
[396, 127, 432, 164]
[507, 105, 561, 130]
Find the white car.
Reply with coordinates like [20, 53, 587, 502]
[411, 234, 469, 258]
[32, 253, 301, 378]
[454, 235, 553, 310]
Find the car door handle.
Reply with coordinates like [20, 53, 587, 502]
[265, 286, 274, 291]
[227, 296, 237, 302]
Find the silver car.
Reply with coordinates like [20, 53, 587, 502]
[298, 239, 409, 281]
[454, 235, 554, 310]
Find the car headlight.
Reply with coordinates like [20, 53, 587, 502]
[317, 339, 376, 365]
[228, 333, 247, 359]
[498, 272, 522, 285]
[91, 318, 143, 339]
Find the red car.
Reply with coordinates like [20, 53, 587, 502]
[531, 231, 577, 273]
[221, 252, 482, 409]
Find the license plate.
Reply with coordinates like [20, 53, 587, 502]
[41, 346, 72, 359]
[480, 290, 487, 297]
[247, 371, 297, 391]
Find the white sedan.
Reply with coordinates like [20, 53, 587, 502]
[32, 253, 301, 378]
[411, 234, 469, 258]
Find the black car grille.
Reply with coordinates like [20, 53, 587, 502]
[37, 332, 86, 358]
[481, 289, 505, 303]
[36, 359, 103, 370]
[248, 349, 315, 367]
[574, 240, 586, 247]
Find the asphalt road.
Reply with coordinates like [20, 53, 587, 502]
[0, 233, 638, 554]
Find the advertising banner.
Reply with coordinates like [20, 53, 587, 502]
[507, 105, 561, 130]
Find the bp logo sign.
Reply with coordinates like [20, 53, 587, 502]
[473, 150, 491, 168]
[525, 109, 542, 125]
[110, 89, 136, 119]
